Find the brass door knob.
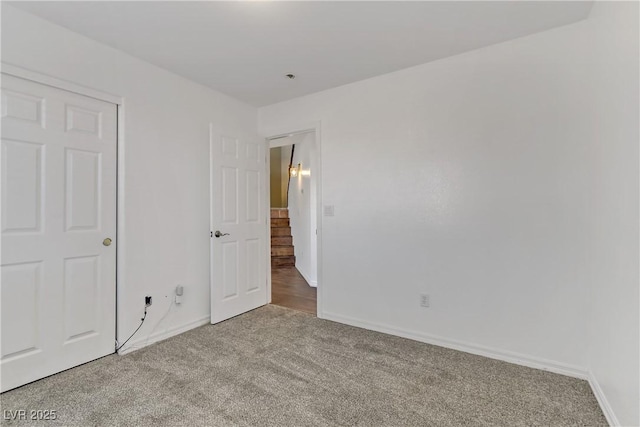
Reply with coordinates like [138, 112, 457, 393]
[103, 238, 112, 246]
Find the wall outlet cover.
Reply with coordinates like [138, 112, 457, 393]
[420, 294, 430, 308]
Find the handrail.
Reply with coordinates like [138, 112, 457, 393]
[286, 144, 295, 207]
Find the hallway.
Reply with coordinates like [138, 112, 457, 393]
[271, 267, 317, 316]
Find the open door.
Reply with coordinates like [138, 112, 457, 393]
[209, 125, 268, 324]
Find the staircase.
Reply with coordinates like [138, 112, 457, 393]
[271, 208, 295, 268]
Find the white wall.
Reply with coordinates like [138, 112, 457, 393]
[260, 4, 639, 424]
[586, 2, 639, 426]
[261, 16, 596, 373]
[1, 5, 259, 352]
[287, 132, 317, 286]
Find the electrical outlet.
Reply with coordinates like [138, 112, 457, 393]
[145, 296, 152, 307]
[420, 293, 430, 308]
[175, 285, 183, 305]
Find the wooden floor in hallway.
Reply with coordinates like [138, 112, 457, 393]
[271, 266, 317, 315]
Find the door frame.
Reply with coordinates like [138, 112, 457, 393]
[264, 122, 323, 318]
[1, 62, 126, 351]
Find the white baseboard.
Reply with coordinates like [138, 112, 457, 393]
[322, 311, 589, 380]
[117, 315, 210, 355]
[295, 264, 318, 288]
[588, 373, 618, 426]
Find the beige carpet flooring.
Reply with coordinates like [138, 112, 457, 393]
[0, 305, 606, 426]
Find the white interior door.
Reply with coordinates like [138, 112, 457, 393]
[1, 74, 117, 392]
[210, 125, 268, 323]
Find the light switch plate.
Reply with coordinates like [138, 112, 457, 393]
[323, 205, 335, 216]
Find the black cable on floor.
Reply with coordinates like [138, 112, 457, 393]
[115, 307, 148, 352]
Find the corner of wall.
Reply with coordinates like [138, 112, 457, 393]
[589, 373, 620, 427]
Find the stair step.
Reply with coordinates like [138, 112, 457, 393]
[271, 246, 294, 256]
[271, 236, 292, 246]
[270, 208, 289, 219]
[271, 227, 291, 236]
[269, 208, 294, 268]
[271, 256, 296, 267]
[271, 218, 290, 227]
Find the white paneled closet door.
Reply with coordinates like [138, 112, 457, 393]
[1, 74, 117, 392]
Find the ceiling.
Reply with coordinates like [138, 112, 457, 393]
[9, 1, 594, 107]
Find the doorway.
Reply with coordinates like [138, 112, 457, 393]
[268, 131, 318, 315]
